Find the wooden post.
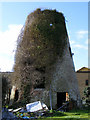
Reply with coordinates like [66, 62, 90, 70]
[49, 85, 52, 110]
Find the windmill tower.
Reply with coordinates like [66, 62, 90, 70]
[10, 9, 81, 109]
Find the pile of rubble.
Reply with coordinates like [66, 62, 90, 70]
[2, 101, 49, 120]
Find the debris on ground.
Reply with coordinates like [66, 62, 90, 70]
[26, 101, 43, 112]
[2, 101, 49, 119]
[26, 101, 48, 112]
[2, 107, 18, 120]
[13, 107, 22, 112]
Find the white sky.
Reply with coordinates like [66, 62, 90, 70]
[0, 24, 23, 71]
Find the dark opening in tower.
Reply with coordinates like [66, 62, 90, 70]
[14, 89, 19, 102]
[57, 92, 69, 108]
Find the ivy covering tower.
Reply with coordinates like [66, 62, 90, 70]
[10, 9, 81, 109]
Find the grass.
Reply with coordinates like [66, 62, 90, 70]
[38, 118, 89, 120]
[7, 104, 90, 120]
[38, 109, 90, 120]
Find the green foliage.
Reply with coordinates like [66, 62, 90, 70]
[2, 75, 9, 105]
[84, 86, 90, 107]
[84, 87, 90, 97]
[30, 9, 67, 56]
[51, 111, 66, 117]
[23, 84, 31, 103]
[49, 109, 53, 113]
[23, 9, 67, 69]
[14, 111, 30, 118]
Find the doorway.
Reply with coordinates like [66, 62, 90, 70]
[57, 92, 66, 108]
[14, 89, 19, 102]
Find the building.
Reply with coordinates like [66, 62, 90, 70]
[76, 67, 90, 102]
[9, 9, 81, 109]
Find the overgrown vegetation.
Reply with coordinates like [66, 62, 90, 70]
[12, 8, 68, 103]
[2, 75, 8, 105]
[84, 86, 90, 108]
[38, 109, 90, 120]
[7, 108, 89, 120]
[2, 74, 11, 106]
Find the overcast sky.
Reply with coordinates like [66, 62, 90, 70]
[0, 2, 88, 72]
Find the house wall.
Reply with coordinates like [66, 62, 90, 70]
[76, 72, 89, 100]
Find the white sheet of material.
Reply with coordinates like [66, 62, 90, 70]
[26, 101, 43, 112]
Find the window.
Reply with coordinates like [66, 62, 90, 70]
[69, 46, 74, 57]
[85, 80, 89, 86]
[34, 77, 45, 89]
